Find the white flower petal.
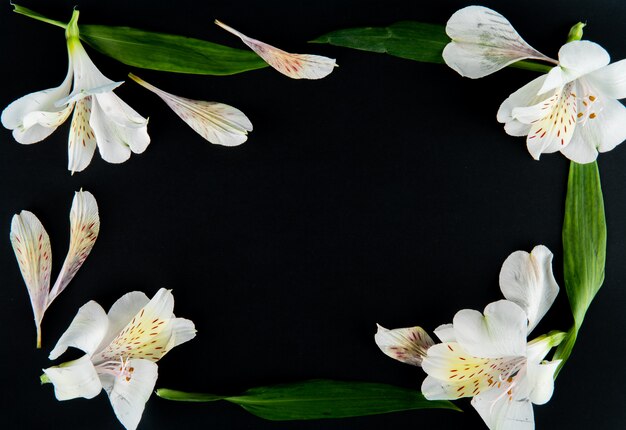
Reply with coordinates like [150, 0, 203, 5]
[10, 211, 52, 339]
[49, 300, 109, 360]
[99, 291, 151, 350]
[497, 74, 548, 126]
[587, 59, 626, 99]
[472, 386, 534, 430]
[421, 374, 464, 400]
[374, 324, 434, 366]
[67, 98, 97, 173]
[89, 94, 150, 164]
[443, 6, 553, 78]
[499, 245, 559, 334]
[453, 300, 527, 358]
[48, 190, 99, 303]
[573, 95, 626, 155]
[215, 20, 336, 79]
[128, 74, 252, 146]
[105, 359, 158, 430]
[558, 128, 599, 163]
[169, 318, 197, 349]
[43, 355, 102, 401]
[527, 360, 560, 405]
[433, 323, 456, 342]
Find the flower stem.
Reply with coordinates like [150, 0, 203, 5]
[36, 325, 42, 349]
[12, 4, 67, 29]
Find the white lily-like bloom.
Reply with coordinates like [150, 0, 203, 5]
[10, 190, 99, 348]
[43, 288, 196, 430]
[443, 6, 626, 163]
[128, 73, 252, 146]
[1, 10, 150, 173]
[375, 245, 563, 429]
[215, 20, 337, 79]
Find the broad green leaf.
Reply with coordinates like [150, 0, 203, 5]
[554, 161, 606, 373]
[312, 22, 552, 73]
[12, 4, 269, 76]
[157, 379, 460, 420]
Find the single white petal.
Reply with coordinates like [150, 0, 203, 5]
[129, 74, 252, 146]
[539, 41, 610, 94]
[10, 211, 52, 338]
[374, 324, 434, 366]
[499, 245, 559, 334]
[433, 323, 456, 342]
[443, 6, 554, 78]
[503, 120, 531, 137]
[104, 359, 158, 430]
[421, 375, 463, 400]
[49, 301, 109, 360]
[89, 94, 150, 164]
[48, 190, 100, 304]
[527, 360, 560, 405]
[1, 59, 73, 144]
[586, 59, 626, 99]
[63, 38, 122, 104]
[169, 317, 197, 349]
[453, 300, 527, 358]
[472, 386, 534, 430]
[558, 128, 599, 163]
[43, 355, 102, 400]
[95, 289, 178, 363]
[215, 20, 336, 79]
[497, 75, 548, 126]
[98, 291, 151, 350]
[67, 98, 97, 173]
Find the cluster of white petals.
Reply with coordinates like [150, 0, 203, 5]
[376, 245, 563, 429]
[443, 6, 626, 163]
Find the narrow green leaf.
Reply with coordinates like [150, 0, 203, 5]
[11, 4, 269, 75]
[156, 389, 225, 402]
[312, 22, 552, 73]
[554, 161, 606, 372]
[157, 379, 460, 420]
[78, 25, 269, 75]
[12, 4, 66, 29]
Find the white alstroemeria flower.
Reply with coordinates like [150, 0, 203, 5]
[43, 288, 196, 430]
[497, 40, 626, 163]
[1, 10, 150, 173]
[443, 6, 626, 163]
[10, 190, 99, 348]
[215, 20, 337, 79]
[128, 73, 252, 146]
[376, 245, 564, 430]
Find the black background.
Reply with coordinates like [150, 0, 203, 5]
[1, 1, 625, 429]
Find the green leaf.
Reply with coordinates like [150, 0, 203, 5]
[11, 4, 269, 75]
[78, 25, 269, 75]
[312, 22, 552, 73]
[155, 390, 226, 402]
[157, 379, 460, 420]
[554, 161, 606, 372]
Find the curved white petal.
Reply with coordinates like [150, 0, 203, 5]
[374, 324, 434, 366]
[43, 355, 102, 401]
[587, 59, 626, 99]
[433, 323, 456, 342]
[472, 386, 534, 430]
[443, 6, 553, 78]
[499, 245, 559, 334]
[90, 93, 150, 164]
[67, 98, 97, 173]
[96, 289, 177, 363]
[169, 317, 197, 349]
[49, 300, 109, 360]
[105, 359, 158, 430]
[497, 75, 548, 126]
[527, 360, 560, 405]
[453, 300, 527, 358]
[99, 291, 151, 350]
[571, 94, 626, 155]
[10, 211, 52, 330]
[129, 74, 252, 146]
[215, 20, 336, 79]
[421, 375, 464, 400]
[48, 190, 100, 303]
[1, 60, 73, 144]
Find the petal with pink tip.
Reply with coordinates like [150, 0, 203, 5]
[374, 324, 434, 366]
